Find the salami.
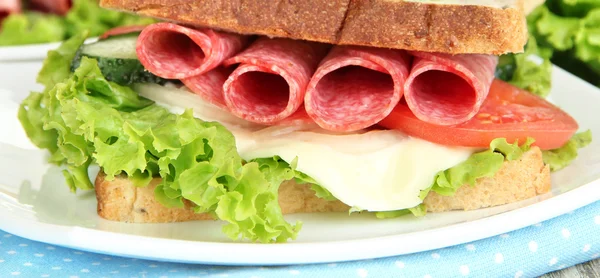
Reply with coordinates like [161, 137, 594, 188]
[29, 0, 71, 15]
[182, 67, 231, 109]
[0, 0, 20, 21]
[404, 52, 498, 125]
[304, 46, 411, 132]
[222, 38, 328, 124]
[136, 23, 248, 79]
[99, 25, 147, 40]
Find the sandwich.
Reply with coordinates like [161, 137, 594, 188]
[17, 0, 592, 243]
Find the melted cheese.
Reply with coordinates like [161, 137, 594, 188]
[136, 84, 474, 211]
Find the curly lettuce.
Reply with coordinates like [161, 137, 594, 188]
[17, 34, 320, 243]
[525, 1, 600, 86]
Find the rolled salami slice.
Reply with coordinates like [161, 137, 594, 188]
[304, 46, 411, 132]
[404, 52, 498, 125]
[99, 25, 147, 40]
[182, 67, 232, 109]
[136, 23, 247, 79]
[222, 38, 328, 124]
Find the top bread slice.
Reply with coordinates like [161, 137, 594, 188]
[99, 0, 530, 55]
[95, 147, 551, 223]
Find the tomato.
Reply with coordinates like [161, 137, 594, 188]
[99, 25, 148, 40]
[379, 79, 579, 150]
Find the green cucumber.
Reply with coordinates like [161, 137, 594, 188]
[71, 33, 173, 85]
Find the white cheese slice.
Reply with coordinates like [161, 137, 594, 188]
[136, 84, 474, 211]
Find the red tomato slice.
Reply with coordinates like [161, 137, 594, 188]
[379, 79, 579, 150]
[99, 25, 147, 40]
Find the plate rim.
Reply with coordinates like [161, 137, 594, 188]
[1, 177, 599, 266]
[1, 61, 600, 266]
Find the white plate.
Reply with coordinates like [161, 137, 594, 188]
[0, 38, 97, 61]
[0, 61, 599, 266]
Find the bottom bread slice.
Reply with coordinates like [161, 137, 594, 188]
[95, 147, 551, 223]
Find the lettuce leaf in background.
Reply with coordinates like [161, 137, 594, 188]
[0, 13, 66, 46]
[64, 0, 155, 38]
[0, 0, 154, 46]
[526, 0, 600, 87]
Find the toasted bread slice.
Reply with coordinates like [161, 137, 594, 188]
[95, 147, 550, 223]
[99, 0, 529, 55]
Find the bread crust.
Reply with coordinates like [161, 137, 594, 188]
[96, 147, 551, 223]
[99, 0, 528, 54]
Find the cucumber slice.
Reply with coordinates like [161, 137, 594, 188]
[71, 33, 173, 85]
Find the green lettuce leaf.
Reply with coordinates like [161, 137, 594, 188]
[18, 34, 315, 242]
[64, 0, 156, 38]
[431, 138, 533, 197]
[0, 13, 66, 46]
[504, 37, 554, 98]
[542, 130, 592, 171]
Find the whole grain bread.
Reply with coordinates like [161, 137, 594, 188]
[95, 147, 550, 223]
[99, 0, 530, 55]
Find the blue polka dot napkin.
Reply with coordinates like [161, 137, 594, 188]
[1, 200, 599, 278]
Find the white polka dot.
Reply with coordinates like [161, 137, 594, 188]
[495, 253, 504, 264]
[70, 275, 79, 278]
[4, 234, 12, 238]
[81, 269, 89, 273]
[583, 244, 591, 252]
[63, 258, 72, 262]
[120, 265, 130, 268]
[592, 253, 599, 259]
[528, 241, 538, 252]
[514, 270, 524, 278]
[41, 274, 50, 277]
[459, 265, 470, 276]
[431, 253, 440, 259]
[159, 276, 168, 278]
[328, 263, 337, 267]
[289, 270, 300, 275]
[549, 257, 558, 266]
[558, 264, 567, 269]
[7, 250, 16, 255]
[102, 257, 111, 261]
[395, 261, 405, 269]
[534, 223, 542, 227]
[23, 262, 33, 266]
[259, 267, 267, 271]
[561, 229, 571, 239]
[0, 260, 4, 263]
[46, 246, 55, 250]
[92, 262, 101, 266]
[110, 271, 119, 274]
[51, 267, 61, 270]
[73, 252, 83, 255]
[465, 244, 476, 251]
[149, 264, 158, 268]
[34, 253, 44, 257]
[500, 234, 510, 239]
[11, 272, 20, 276]
[19, 244, 27, 247]
[424, 275, 432, 278]
[595, 216, 600, 225]
[357, 268, 368, 278]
